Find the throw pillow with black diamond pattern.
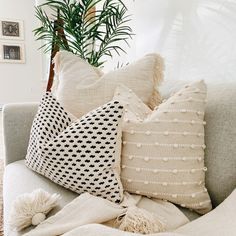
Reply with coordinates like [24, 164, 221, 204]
[25, 92, 124, 203]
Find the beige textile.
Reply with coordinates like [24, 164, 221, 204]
[63, 224, 185, 236]
[53, 51, 164, 118]
[24, 192, 189, 236]
[32, 188, 236, 236]
[113, 81, 212, 214]
[159, 80, 236, 208]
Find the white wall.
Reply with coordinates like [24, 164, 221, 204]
[130, 0, 236, 83]
[1, 0, 233, 101]
[0, 0, 45, 105]
[103, 0, 236, 82]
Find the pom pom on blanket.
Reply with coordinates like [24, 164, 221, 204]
[116, 206, 166, 234]
[9, 189, 60, 231]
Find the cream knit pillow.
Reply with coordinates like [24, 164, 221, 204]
[53, 51, 164, 118]
[113, 81, 212, 214]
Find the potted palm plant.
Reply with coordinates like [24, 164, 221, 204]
[34, 0, 133, 68]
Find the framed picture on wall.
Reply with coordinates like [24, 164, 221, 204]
[0, 41, 25, 63]
[0, 19, 24, 40]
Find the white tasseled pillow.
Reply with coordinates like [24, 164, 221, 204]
[53, 51, 164, 118]
[113, 81, 212, 214]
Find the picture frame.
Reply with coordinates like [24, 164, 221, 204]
[0, 41, 25, 63]
[0, 19, 24, 40]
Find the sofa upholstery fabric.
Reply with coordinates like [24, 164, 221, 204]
[3, 161, 78, 236]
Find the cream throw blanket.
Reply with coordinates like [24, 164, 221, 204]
[63, 224, 184, 236]
[24, 189, 236, 236]
[24, 192, 188, 236]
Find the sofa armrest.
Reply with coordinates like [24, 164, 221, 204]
[3, 103, 38, 166]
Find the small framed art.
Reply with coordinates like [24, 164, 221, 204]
[0, 19, 24, 40]
[0, 41, 25, 63]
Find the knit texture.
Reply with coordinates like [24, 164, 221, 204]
[53, 51, 164, 118]
[25, 93, 124, 203]
[113, 81, 212, 214]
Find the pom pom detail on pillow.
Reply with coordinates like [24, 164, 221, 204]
[25, 93, 124, 203]
[113, 81, 212, 214]
[53, 51, 164, 118]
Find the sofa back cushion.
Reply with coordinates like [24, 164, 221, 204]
[160, 80, 236, 207]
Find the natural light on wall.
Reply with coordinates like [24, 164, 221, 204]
[37, 0, 236, 83]
[115, 0, 236, 83]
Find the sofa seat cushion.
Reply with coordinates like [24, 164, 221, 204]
[175, 189, 236, 236]
[3, 160, 78, 236]
[3, 160, 201, 236]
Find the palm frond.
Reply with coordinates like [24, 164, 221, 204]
[34, 0, 133, 67]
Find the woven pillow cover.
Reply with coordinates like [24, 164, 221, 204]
[113, 81, 212, 214]
[25, 92, 124, 203]
[53, 51, 164, 118]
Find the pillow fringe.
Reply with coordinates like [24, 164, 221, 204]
[53, 51, 61, 76]
[148, 54, 165, 109]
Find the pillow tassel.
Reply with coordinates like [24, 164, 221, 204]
[116, 206, 166, 234]
[9, 189, 60, 231]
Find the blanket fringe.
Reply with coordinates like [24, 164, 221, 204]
[116, 206, 166, 234]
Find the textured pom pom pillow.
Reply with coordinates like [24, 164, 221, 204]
[25, 93, 124, 203]
[113, 81, 212, 214]
[53, 51, 164, 118]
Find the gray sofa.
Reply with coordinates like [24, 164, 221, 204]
[3, 81, 236, 235]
